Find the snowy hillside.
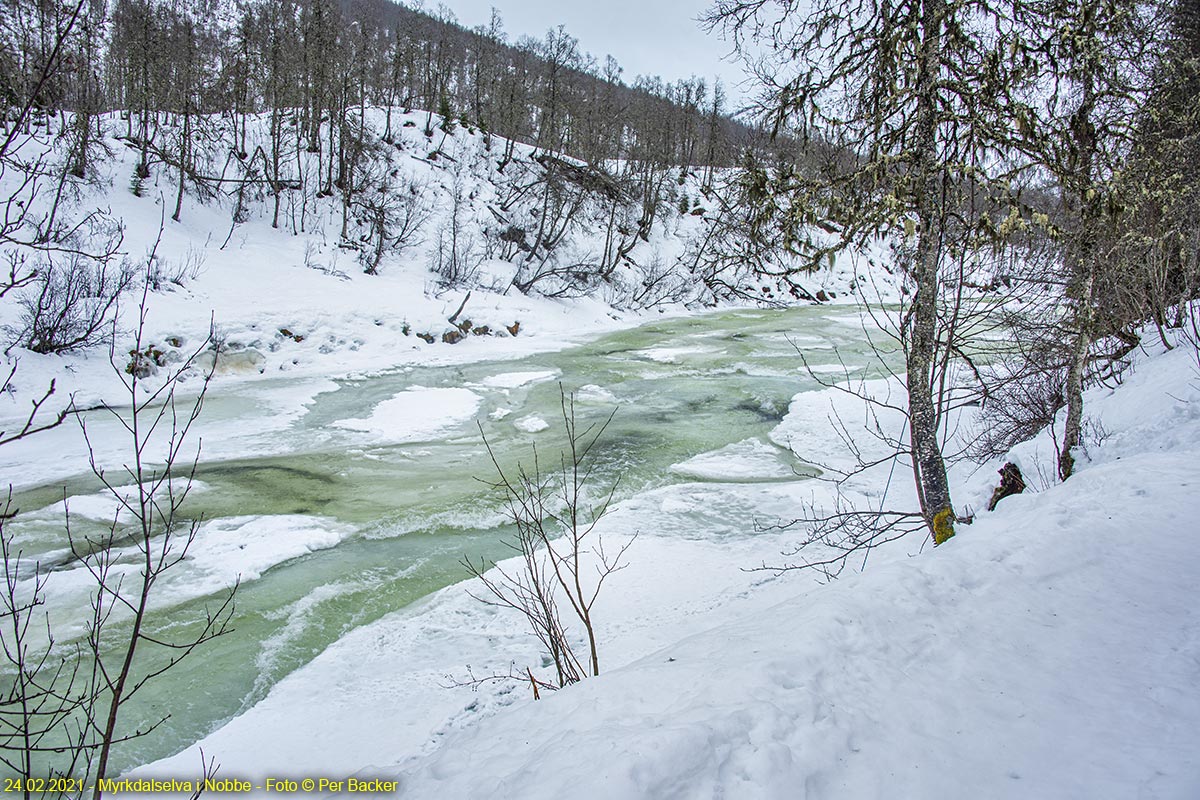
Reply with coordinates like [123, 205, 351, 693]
[136, 329, 1200, 798]
[0, 109, 874, 436]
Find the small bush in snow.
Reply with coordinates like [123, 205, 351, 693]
[146, 247, 205, 291]
[11, 255, 133, 355]
[465, 390, 632, 694]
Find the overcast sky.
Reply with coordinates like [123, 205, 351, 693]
[429, 0, 750, 100]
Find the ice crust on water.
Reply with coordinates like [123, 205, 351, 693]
[172, 514, 358, 596]
[478, 370, 559, 389]
[576, 384, 618, 403]
[634, 345, 717, 364]
[669, 438, 797, 481]
[514, 415, 550, 433]
[29, 481, 212, 525]
[29, 514, 357, 641]
[331, 387, 482, 443]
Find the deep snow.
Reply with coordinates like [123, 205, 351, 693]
[135, 334, 1200, 799]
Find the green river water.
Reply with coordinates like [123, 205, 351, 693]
[5, 303, 887, 775]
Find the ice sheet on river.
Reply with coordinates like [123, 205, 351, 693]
[669, 438, 797, 481]
[478, 370, 559, 389]
[29, 514, 356, 640]
[331, 387, 482, 443]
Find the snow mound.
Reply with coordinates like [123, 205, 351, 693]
[577, 384, 618, 403]
[332, 387, 481, 443]
[514, 415, 550, 433]
[669, 438, 799, 481]
[479, 370, 559, 389]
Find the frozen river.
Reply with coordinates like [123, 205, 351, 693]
[5, 303, 890, 775]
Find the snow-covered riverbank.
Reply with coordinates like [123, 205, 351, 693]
[0, 109, 891, 501]
[137, 331, 1200, 799]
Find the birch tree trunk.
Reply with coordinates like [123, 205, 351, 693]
[906, 0, 957, 543]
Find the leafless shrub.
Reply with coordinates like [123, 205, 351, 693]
[11, 253, 134, 355]
[358, 177, 433, 275]
[511, 250, 605, 299]
[430, 185, 483, 288]
[752, 490, 928, 582]
[146, 247, 205, 291]
[463, 390, 632, 693]
[69, 279, 236, 785]
[970, 362, 1066, 461]
[1082, 416, 1112, 455]
[629, 252, 692, 309]
[0, 245, 235, 787]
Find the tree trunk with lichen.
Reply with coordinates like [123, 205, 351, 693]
[1058, 29, 1101, 483]
[1058, 267, 1095, 481]
[906, 0, 957, 545]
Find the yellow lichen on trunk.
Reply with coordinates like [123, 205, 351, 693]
[933, 507, 956, 545]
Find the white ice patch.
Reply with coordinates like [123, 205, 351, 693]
[670, 438, 798, 481]
[332, 387, 481, 443]
[27, 514, 356, 641]
[577, 384, 617, 403]
[634, 346, 716, 364]
[514, 415, 550, 433]
[771, 377, 906, 479]
[478, 370, 558, 389]
[170, 515, 357, 599]
[36, 481, 211, 525]
[802, 363, 856, 374]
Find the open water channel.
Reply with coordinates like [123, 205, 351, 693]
[6, 303, 886, 774]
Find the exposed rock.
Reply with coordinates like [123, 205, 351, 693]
[126, 349, 160, 378]
[507, 321, 521, 336]
[987, 462, 1027, 511]
[193, 348, 267, 376]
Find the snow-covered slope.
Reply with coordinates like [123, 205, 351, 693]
[0, 109, 877, 443]
[387, 342, 1200, 799]
[138, 333, 1200, 798]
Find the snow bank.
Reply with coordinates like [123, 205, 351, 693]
[139, 339, 1200, 799]
[389, 342, 1200, 798]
